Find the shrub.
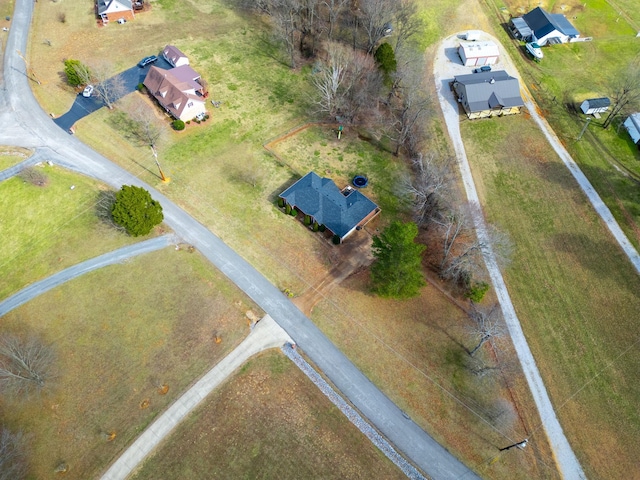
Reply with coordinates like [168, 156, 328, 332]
[312, 222, 319, 232]
[289, 208, 297, 216]
[304, 215, 311, 225]
[19, 167, 49, 187]
[186, 120, 191, 124]
[285, 204, 292, 214]
[319, 224, 326, 232]
[332, 234, 341, 245]
[172, 119, 185, 131]
[465, 281, 490, 303]
[278, 198, 285, 208]
[111, 185, 164, 237]
[136, 82, 145, 92]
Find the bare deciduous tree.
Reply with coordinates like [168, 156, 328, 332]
[359, 0, 398, 53]
[467, 303, 504, 356]
[18, 167, 49, 187]
[0, 334, 55, 397]
[269, 0, 302, 68]
[0, 427, 27, 480]
[438, 205, 512, 285]
[90, 62, 126, 109]
[401, 152, 451, 227]
[386, 51, 431, 156]
[127, 102, 165, 149]
[603, 61, 640, 129]
[322, 0, 348, 40]
[96, 190, 127, 233]
[311, 41, 381, 122]
[391, 0, 421, 55]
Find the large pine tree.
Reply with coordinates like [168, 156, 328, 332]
[111, 185, 164, 237]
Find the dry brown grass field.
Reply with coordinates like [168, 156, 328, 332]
[130, 350, 408, 480]
[461, 113, 640, 480]
[0, 248, 258, 479]
[13, 0, 563, 478]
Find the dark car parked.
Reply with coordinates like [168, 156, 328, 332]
[138, 55, 158, 68]
[474, 65, 492, 73]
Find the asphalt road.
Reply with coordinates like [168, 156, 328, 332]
[53, 56, 172, 131]
[1, 1, 481, 478]
[0, 235, 175, 317]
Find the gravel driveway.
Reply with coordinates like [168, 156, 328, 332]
[433, 31, 587, 480]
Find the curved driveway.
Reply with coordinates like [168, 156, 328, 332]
[0, 235, 175, 316]
[1, 1, 480, 478]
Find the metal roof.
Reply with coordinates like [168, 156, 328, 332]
[583, 97, 611, 108]
[511, 17, 532, 38]
[453, 71, 524, 113]
[458, 41, 500, 58]
[523, 7, 580, 38]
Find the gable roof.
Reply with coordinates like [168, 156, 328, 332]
[523, 7, 579, 39]
[143, 66, 204, 119]
[458, 41, 500, 58]
[624, 113, 640, 143]
[583, 97, 610, 108]
[163, 45, 189, 66]
[279, 172, 379, 239]
[454, 70, 524, 112]
[97, 0, 132, 15]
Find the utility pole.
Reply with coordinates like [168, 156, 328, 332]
[16, 50, 41, 85]
[499, 438, 528, 452]
[577, 116, 591, 141]
[150, 145, 170, 183]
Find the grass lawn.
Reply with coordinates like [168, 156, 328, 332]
[0, 248, 259, 479]
[0, 166, 146, 299]
[130, 350, 407, 480]
[0, 146, 30, 170]
[461, 113, 640, 480]
[17, 0, 563, 478]
[485, 0, 640, 248]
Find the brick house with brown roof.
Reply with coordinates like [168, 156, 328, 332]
[143, 65, 206, 122]
[97, 0, 135, 23]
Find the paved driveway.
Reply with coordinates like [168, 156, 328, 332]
[52, 56, 172, 131]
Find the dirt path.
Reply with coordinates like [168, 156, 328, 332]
[293, 230, 373, 316]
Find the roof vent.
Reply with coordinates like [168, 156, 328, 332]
[489, 78, 495, 84]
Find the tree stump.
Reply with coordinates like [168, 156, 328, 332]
[158, 384, 169, 395]
[140, 399, 150, 409]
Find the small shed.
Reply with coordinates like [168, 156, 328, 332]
[623, 113, 640, 146]
[458, 41, 500, 67]
[580, 98, 611, 115]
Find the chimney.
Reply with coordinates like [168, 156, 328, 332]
[490, 78, 495, 84]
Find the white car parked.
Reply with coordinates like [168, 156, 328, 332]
[82, 85, 94, 97]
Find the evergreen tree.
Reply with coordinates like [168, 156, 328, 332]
[371, 221, 425, 299]
[111, 185, 164, 237]
[374, 43, 397, 83]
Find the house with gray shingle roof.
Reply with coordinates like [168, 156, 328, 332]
[279, 172, 380, 243]
[452, 70, 524, 119]
[511, 7, 580, 45]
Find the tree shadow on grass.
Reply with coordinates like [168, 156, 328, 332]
[551, 232, 639, 296]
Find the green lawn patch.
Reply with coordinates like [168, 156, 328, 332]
[0, 248, 259, 479]
[0, 166, 144, 299]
